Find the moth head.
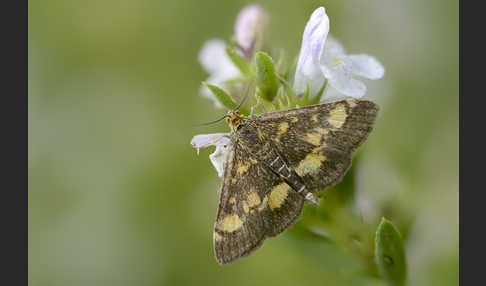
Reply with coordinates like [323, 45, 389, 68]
[225, 110, 244, 132]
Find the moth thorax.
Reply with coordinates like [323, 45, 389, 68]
[225, 110, 244, 132]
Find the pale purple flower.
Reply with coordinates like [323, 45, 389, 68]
[320, 36, 385, 99]
[198, 39, 241, 104]
[191, 133, 231, 177]
[294, 7, 385, 100]
[234, 4, 268, 55]
[294, 7, 330, 97]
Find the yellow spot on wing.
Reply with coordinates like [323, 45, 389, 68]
[314, 127, 329, 135]
[247, 191, 261, 207]
[258, 196, 268, 212]
[295, 153, 326, 177]
[311, 114, 319, 122]
[237, 162, 250, 175]
[214, 232, 222, 242]
[274, 122, 289, 142]
[231, 178, 237, 184]
[303, 127, 329, 146]
[242, 201, 249, 214]
[218, 215, 244, 232]
[312, 146, 326, 153]
[291, 117, 299, 123]
[328, 104, 347, 128]
[346, 99, 357, 108]
[304, 132, 322, 146]
[229, 197, 236, 204]
[257, 129, 266, 141]
[269, 183, 290, 210]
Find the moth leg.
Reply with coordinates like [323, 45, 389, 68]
[304, 192, 319, 205]
[288, 179, 319, 205]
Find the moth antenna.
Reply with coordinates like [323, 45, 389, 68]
[232, 91, 249, 112]
[232, 80, 254, 111]
[194, 114, 228, 127]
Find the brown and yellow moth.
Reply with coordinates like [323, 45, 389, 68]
[208, 98, 378, 265]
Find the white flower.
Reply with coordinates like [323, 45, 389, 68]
[191, 133, 231, 177]
[294, 7, 330, 97]
[198, 39, 241, 104]
[234, 4, 268, 54]
[320, 36, 385, 99]
[294, 7, 385, 100]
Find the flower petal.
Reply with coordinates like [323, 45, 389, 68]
[322, 61, 367, 98]
[294, 7, 330, 96]
[198, 40, 241, 103]
[320, 85, 349, 102]
[210, 143, 230, 177]
[191, 133, 231, 177]
[234, 4, 267, 51]
[190, 133, 230, 155]
[347, 54, 385, 80]
[321, 35, 346, 65]
[198, 39, 240, 77]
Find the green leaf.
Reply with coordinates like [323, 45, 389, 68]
[226, 46, 250, 76]
[220, 77, 247, 85]
[375, 218, 407, 286]
[201, 82, 237, 110]
[254, 51, 280, 101]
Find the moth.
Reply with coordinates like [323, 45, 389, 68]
[206, 98, 378, 264]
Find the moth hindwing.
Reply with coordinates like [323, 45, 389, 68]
[214, 98, 379, 264]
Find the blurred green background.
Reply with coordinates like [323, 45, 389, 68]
[28, 0, 458, 285]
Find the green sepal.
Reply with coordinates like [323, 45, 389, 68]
[304, 84, 310, 104]
[275, 86, 289, 109]
[276, 74, 297, 107]
[226, 46, 250, 76]
[254, 51, 280, 101]
[296, 84, 310, 106]
[309, 79, 328, 105]
[375, 217, 407, 286]
[255, 91, 276, 112]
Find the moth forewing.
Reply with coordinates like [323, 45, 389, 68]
[213, 98, 379, 264]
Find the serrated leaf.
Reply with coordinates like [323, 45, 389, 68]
[226, 46, 250, 76]
[254, 51, 280, 101]
[375, 218, 407, 286]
